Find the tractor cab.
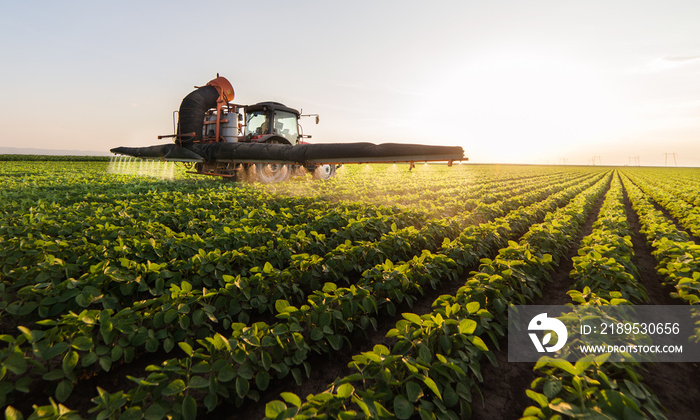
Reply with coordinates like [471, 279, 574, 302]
[244, 102, 301, 145]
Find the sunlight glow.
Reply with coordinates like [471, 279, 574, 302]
[426, 50, 635, 163]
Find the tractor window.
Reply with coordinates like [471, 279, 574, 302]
[273, 111, 299, 143]
[245, 111, 269, 136]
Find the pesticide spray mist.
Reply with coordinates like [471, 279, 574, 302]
[107, 156, 176, 180]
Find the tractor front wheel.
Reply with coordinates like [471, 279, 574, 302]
[250, 162, 291, 183]
[312, 164, 337, 180]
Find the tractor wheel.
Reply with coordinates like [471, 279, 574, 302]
[248, 137, 291, 183]
[251, 162, 291, 183]
[313, 164, 337, 180]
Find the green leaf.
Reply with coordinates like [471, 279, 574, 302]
[182, 396, 197, 420]
[550, 360, 577, 376]
[163, 338, 174, 353]
[71, 336, 93, 351]
[178, 341, 194, 357]
[212, 363, 234, 383]
[422, 377, 441, 399]
[402, 313, 422, 325]
[42, 369, 65, 381]
[44, 341, 70, 360]
[99, 356, 112, 372]
[204, 394, 218, 412]
[406, 381, 423, 402]
[14, 376, 32, 393]
[327, 334, 342, 350]
[543, 379, 562, 399]
[4, 353, 28, 375]
[573, 355, 594, 375]
[443, 384, 459, 408]
[263, 262, 274, 274]
[161, 379, 186, 396]
[82, 351, 98, 367]
[281, 392, 302, 408]
[310, 327, 324, 341]
[164, 308, 178, 324]
[238, 363, 254, 380]
[5, 406, 24, 420]
[55, 379, 74, 402]
[188, 376, 209, 389]
[275, 299, 290, 313]
[19, 302, 39, 316]
[418, 345, 431, 364]
[623, 380, 647, 400]
[549, 401, 583, 416]
[459, 319, 477, 335]
[525, 390, 548, 408]
[62, 350, 79, 374]
[256, 371, 271, 391]
[468, 335, 489, 352]
[265, 401, 287, 418]
[144, 403, 168, 420]
[393, 394, 413, 419]
[235, 376, 250, 398]
[120, 407, 143, 420]
[336, 383, 354, 399]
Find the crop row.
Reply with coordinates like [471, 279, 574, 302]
[522, 172, 665, 420]
[620, 173, 700, 305]
[262, 172, 611, 419]
[1, 168, 596, 332]
[1, 166, 599, 328]
[0, 155, 111, 162]
[622, 168, 700, 208]
[1, 168, 598, 326]
[1, 205, 424, 325]
[1, 171, 609, 418]
[0, 168, 605, 415]
[624, 171, 700, 239]
[568, 173, 646, 303]
[268, 164, 596, 218]
[80, 172, 606, 418]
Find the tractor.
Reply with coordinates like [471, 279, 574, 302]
[111, 75, 466, 183]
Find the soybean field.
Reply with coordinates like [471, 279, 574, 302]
[1, 160, 699, 419]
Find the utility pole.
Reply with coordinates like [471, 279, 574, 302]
[628, 156, 640, 166]
[664, 153, 677, 166]
[592, 156, 601, 166]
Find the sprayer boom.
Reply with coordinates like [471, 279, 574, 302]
[110, 75, 466, 182]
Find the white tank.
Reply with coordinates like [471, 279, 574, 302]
[203, 112, 239, 143]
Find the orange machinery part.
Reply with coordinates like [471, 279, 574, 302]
[206, 76, 235, 103]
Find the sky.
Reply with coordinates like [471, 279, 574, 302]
[1, 1, 699, 166]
